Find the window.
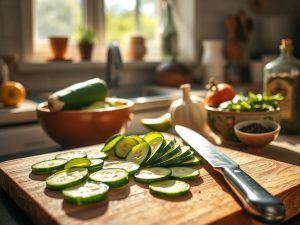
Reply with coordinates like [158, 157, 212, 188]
[104, 0, 160, 61]
[35, 0, 84, 41]
[33, 0, 84, 61]
[105, 0, 159, 42]
[21, 0, 196, 65]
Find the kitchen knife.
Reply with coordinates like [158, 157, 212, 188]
[175, 125, 285, 224]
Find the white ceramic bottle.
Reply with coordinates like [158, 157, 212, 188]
[201, 40, 225, 83]
[0, 59, 9, 85]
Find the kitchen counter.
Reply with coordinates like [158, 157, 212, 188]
[0, 83, 261, 156]
[0, 133, 299, 225]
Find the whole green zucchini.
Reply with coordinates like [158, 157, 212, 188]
[48, 78, 107, 112]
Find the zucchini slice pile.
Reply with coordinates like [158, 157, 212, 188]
[102, 132, 201, 167]
[31, 132, 202, 205]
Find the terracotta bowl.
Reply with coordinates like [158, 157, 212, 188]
[234, 120, 281, 153]
[36, 98, 134, 148]
[205, 105, 281, 144]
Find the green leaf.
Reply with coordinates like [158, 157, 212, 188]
[218, 92, 283, 112]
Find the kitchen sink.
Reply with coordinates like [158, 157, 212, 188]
[108, 85, 181, 111]
[109, 85, 180, 99]
[30, 85, 183, 111]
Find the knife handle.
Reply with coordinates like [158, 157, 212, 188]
[221, 167, 285, 224]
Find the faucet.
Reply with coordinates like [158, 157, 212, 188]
[105, 43, 123, 88]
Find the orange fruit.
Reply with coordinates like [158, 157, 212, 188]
[0, 81, 26, 107]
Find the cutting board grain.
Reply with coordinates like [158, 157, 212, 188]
[0, 138, 300, 225]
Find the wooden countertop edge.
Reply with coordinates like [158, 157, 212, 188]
[0, 167, 59, 225]
[278, 183, 300, 221]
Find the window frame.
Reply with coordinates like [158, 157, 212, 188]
[20, 0, 197, 70]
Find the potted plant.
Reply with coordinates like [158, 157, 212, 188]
[76, 26, 97, 61]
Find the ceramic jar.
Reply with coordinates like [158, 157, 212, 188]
[0, 59, 9, 86]
[125, 36, 146, 61]
[201, 40, 225, 83]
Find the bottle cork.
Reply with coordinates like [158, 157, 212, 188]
[280, 39, 293, 49]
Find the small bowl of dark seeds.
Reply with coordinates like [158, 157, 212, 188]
[234, 120, 281, 153]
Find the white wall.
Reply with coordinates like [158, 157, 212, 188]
[195, 0, 300, 58]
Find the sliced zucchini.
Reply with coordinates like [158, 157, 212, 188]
[31, 159, 67, 174]
[151, 144, 181, 165]
[151, 138, 176, 161]
[114, 137, 139, 158]
[63, 181, 109, 205]
[101, 134, 124, 152]
[81, 101, 111, 110]
[87, 159, 104, 173]
[170, 167, 200, 180]
[89, 168, 129, 188]
[46, 168, 88, 190]
[103, 160, 140, 176]
[128, 135, 144, 143]
[140, 115, 172, 132]
[134, 167, 171, 184]
[55, 151, 87, 161]
[103, 160, 124, 166]
[177, 156, 202, 167]
[144, 136, 166, 165]
[149, 180, 190, 197]
[87, 151, 108, 160]
[143, 132, 164, 143]
[160, 151, 194, 167]
[126, 142, 151, 165]
[154, 146, 193, 167]
[64, 158, 91, 169]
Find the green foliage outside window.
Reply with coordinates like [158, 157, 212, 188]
[105, 14, 156, 41]
[36, 0, 83, 41]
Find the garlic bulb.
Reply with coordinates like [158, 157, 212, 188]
[169, 84, 207, 132]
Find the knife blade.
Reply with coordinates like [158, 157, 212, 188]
[175, 125, 285, 224]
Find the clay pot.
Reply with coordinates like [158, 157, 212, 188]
[155, 60, 193, 87]
[125, 36, 146, 61]
[79, 43, 94, 60]
[49, 36, 68, 60]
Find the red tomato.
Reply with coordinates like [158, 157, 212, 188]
[205, 81, 236, 106]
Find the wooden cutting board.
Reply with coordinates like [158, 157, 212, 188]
[0, 138, 300, 225]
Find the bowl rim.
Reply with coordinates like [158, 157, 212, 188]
[234, 119, 281, 136]
[205, 105, 280, 115]
[37, 97, 134, 113]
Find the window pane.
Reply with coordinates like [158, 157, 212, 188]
[104, 0, 135, 42]
[35, 0, 84, 42]
[140, 0, 159, 40]
[104, 0, 159, 42]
